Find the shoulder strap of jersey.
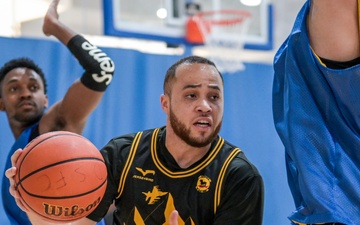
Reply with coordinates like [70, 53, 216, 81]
[213, 147, 242, 213]
[116, 131, 143, 198]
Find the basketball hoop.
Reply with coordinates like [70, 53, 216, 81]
[186, 10, 252, 73]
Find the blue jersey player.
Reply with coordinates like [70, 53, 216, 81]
[273, 0, 360, 224]
[0, 0, 114, 224]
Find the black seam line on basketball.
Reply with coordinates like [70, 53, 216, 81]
[21, 178, 107, 200]
[15, 157, 105, 190]
[21, 132, 91, 167]
[19, 133, 74, 175]
[17, 132, 90, 187]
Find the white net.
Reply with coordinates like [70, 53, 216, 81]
[189, 10, 252, 73]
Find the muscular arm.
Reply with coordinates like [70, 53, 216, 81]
[308, 0, 360, 61]
[39, 0, 114, 134]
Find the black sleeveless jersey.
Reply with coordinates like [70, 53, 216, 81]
[88, 127, 264, 225]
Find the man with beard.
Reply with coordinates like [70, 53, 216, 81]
[0, 0, 114, 224]
[6, 55, 264, 225]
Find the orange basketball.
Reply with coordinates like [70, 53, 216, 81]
[14, 131, 107, 222]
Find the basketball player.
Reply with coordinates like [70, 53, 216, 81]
[273, 0, 360, 224]
[0, 0, 114, 224]
[6, 56, 264, 224]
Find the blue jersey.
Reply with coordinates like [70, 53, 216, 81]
[273, 1, 360, 224]
[1, 123, 106, 225]
[2, 123, 38, 225]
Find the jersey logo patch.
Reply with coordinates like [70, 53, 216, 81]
[136, 167, 156, 176]
[196, 175, 211, 193]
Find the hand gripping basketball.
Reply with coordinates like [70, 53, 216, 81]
[14, 131, 108, 222]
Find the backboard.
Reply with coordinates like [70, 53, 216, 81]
[103, 0, 273, 50]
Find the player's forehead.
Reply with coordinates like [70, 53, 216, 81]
[3, 67, 43, 84]
[175, 63, 223, 87]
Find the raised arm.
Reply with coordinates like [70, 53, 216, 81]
[308, 0, 360, 61]
[42, 0, 75, 44]
[39, 0, 115, 134]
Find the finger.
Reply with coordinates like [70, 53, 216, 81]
[6, 167, 19, 199]
[4, 166, 16, 179]
[11, 148, 23, 167]
[9, 182, 20, 199]
[45, 0, 60, 19]
[16, 196, 30, 212]
[169, 210, 179, 225]
[50, 0, 60, 9]
[6, 168, 29, 213]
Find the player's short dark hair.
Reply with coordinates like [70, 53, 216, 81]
[0, 57, 48, 96]
[163, 55, 223, 95]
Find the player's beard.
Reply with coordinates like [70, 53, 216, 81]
[169, 108, 221, 148]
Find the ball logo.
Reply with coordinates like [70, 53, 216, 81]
[43, 196, 101, 218]
[196, 175, 211, 193]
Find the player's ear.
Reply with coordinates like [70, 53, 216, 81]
[44, 95, 49, 108]
[0, 98, 5, 111]
[160, 94, 169, 114]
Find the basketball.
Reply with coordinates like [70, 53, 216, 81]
[14, 131, 108, 222]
